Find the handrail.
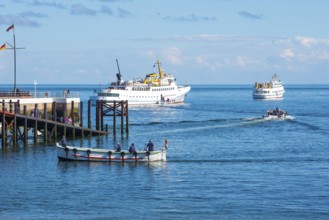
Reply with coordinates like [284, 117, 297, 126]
[0, 91, 79, 99]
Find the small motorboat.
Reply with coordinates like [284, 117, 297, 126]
[263, 108, 287, 119]
[56, 143, 167, 162]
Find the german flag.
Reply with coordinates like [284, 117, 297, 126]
[6, 24, 14, 32]
[0, 44, 6, 50]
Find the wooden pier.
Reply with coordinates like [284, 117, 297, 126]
[1, 99, 129, 148]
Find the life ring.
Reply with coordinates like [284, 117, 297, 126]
[73, 148, 77, 157]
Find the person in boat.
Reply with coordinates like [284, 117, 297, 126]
[61, 135, 67, 147]
[115, 143, 121, 152]
[164, 139, 168, 150]
[146, 140, 154, 151]
[275, 107, 280, 114]
[129, 143, 136, 153]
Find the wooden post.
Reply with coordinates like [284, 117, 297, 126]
[24, 105, 28, 144]
[121, 101, 124, 135]
[125, 100, 129, 133]
[88, 100, 91, 129]
[63, 102, 67, 124]
[63, 102, 67, 137]
[80, 101, 83, 127]
[113, 101, 116, 135]
[16, 100, 20, 114]
[44, 103, 48, 142]
[34, 104, 38, 143]
[101, 101, 104, 131]
[13, 103, 17, 146]
[71, 101, 74, 125]
[52, 102, 57, 140]
[71, 101, 75, 139]
[52, 102, 56, 121]
[9, 100, 12, 113]
[2, 101, 6, 148]
[96, 101, 99, 131]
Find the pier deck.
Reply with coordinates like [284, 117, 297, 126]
[1, 110, 108, 146]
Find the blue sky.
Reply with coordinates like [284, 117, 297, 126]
[0, 0, 329, 85]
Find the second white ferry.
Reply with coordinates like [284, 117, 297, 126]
[90, 59, 191, 105]
[253, 73, 285, 99]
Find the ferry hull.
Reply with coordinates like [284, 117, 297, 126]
[253, 89, 285, 99]
[90, 85, 191, 105]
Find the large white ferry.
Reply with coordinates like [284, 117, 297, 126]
[253, 73, 285, 99]
[90, 59, 191, 105]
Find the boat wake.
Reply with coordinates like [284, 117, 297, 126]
[134, 117, 282, 135]
[168, 157, 329, 163]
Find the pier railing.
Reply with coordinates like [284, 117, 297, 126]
[0, 91, 79, 99]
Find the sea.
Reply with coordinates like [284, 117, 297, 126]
[0, 84, 329, 219]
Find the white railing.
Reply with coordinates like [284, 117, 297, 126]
[0, 91, 79, 99]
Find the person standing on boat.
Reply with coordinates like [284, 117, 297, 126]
[146, 140, 154, 151]
[61, 135, 67, 147]
[129, 143, 136, 153]
[164, 139, 168, 150]
[115, 143, 121, 152]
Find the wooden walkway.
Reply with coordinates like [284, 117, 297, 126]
[1, 110, 108, 146]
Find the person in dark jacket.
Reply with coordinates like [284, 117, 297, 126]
[146, 140, 154, 151]
[129, 143, 136, 153]
[61, 135, 67, 147]
[115, 143, 121, 152]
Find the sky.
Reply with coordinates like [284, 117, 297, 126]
[0, 0, 329, 85]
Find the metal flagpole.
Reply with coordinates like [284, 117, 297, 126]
[4, 25, 25, 96]
[13, 27, 16, 95]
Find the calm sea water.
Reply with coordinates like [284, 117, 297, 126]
[1, 84, 329, 219]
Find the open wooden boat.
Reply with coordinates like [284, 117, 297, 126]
[56, 143, 166, 162]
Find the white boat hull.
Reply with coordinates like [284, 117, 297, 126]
[253, 88, 285, 99]
[56, 143, 166, 162]
[263, 109, 287, 119]
[90, 85, 190, 105]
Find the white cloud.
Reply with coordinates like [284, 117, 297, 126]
[280, 49, 294, 59]
[144, 50, 155, 58]
[163, 47, 182, 65]
[194, 56, 221, 71]
[235, 56, 260, 67]
[295, 36, 317, 47]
